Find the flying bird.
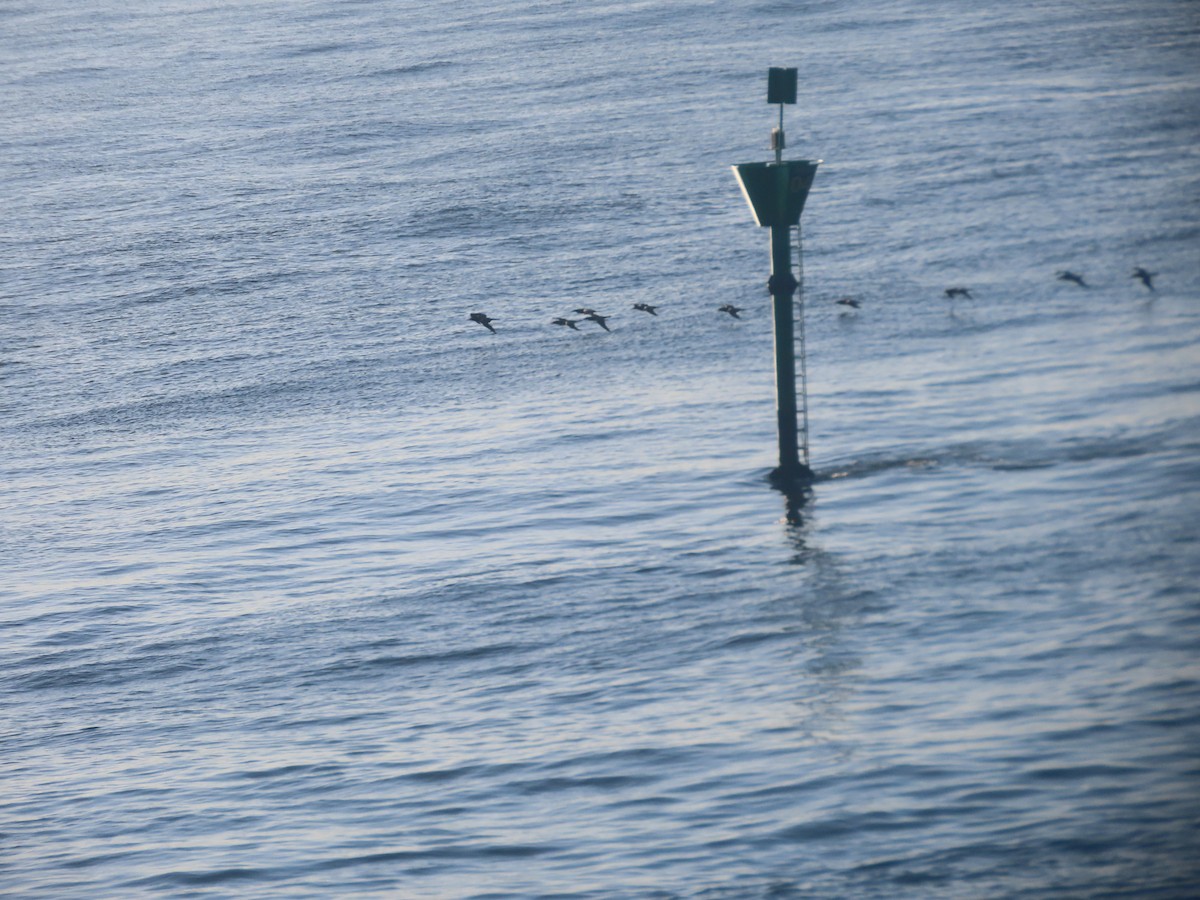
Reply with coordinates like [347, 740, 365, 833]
[944, 287, 972, 299]
[552, 317, 579, 330]
[573, 307, 598, 316]
[836, 297, 861, 309]
[719, 304, 744, 319]
[1056, 270, 1088, 287]
[469, 312, 496, 333]
[1131, 267, 1155, 291]
[583, 312, 611, 332]
[632, 302, 658, 316]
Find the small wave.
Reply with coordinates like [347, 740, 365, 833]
[816, 426, 1167, 484]
[121, 270, 304, 307]
[371, 60, 456, 78]
[1022, 763, 1145, 783]
[777, 810, 927, 843]
[817, 455, 940, 482]
[307, 639, 540, 679]
[510, 773, 656, 795]
[60, 849, 142, 871]
[279, 41, 359, 58]
[234, 762, 346, 782]
[12, 653, 207, 693]
[12, 65, 114, 85]
[126, 867, 270, 889]
[716, 630, 792, 651]
[303, 842, 555, 871]
[990, 461, 1054, 471]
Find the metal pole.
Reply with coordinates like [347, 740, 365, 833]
[769, 221, 808, 484]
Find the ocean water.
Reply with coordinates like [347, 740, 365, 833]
[3, 0, 1199, 896]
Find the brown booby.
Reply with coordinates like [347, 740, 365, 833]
[583, 313, 611, 332]
[469, 312, 496, 333]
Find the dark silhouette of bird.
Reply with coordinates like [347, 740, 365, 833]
[1131, 267, 1155, 291]
[573, 307, 597, 316]
[632, 302, 658, 316]
[836, 297, 861, 309]
[944, 287, 972, 299]
[1056, 270, 1088, 287]
[719, 304, 743, 319]
[469, 312, 496, 333]
[583, 313, 611, 331]
[552, 317, 579, 330]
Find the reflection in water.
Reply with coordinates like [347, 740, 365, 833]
[762, 476, 868, 759]
[774, 477, 813, 531]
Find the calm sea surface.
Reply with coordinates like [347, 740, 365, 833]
[3, 0, 1199, 896]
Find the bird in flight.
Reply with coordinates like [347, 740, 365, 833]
[944, 287, 972, 299]
[632, 302, 658, 316]
[573, 307, 598, 316]
[1056, 270, 1088, 287]
[583, 312, 612, 331]
[551, 317, 579, 330]
[1131, 267, 1155, 291]
[469, 312, 496, 333]
[719, 304, 744, 319]
[836, 297, 861, 309]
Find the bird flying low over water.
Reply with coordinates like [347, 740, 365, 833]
[1056, 270, 1088, 287]
[1132, 267, 1155, 290]
[944, 287, 972, 299]
[836, 297, 861, 309]
[469, 312, 496, 333]
[573, 307, 597, 316]
[632, 302, 658, 316]
[719, 304, 743, 319]
[583, 313, 611, 331]
[551, 317, 579, 330]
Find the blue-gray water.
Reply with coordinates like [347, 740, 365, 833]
[3, 0, 1199, 896]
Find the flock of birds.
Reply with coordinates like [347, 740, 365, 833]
[468, 302, 743, 334]
[835, 267, 1156, 312]
[467, 267, 1157, 334]
[1056, 266, 1156, 290]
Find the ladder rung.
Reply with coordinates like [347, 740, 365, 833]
[792, 225, 810, 467]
